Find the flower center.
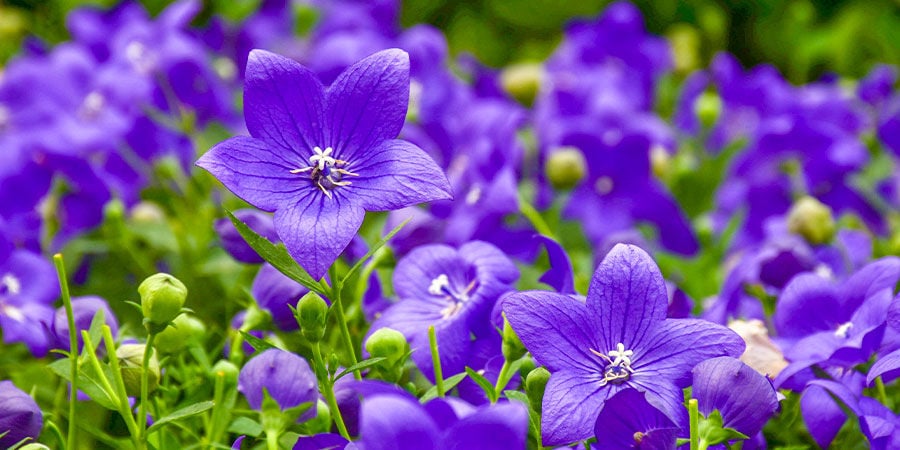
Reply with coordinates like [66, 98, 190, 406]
[79, 91, 105, 120]
[428, 274, 479, 318]
[290, 146, 359, 198]
[590, 342, 635, 386]
[834, 322, 853, 338]
[0, 273, 21, 296]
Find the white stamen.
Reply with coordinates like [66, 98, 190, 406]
[835, 322, 853, 338]
[125, 41, 156, 74]
[1, 304, 25, 322]
[80, 91, 105, 118]
[465, 186, 482, 205]
[591, 342, 636, 386]
[1, 273, 21, 296]
[428, 274, 450, 296]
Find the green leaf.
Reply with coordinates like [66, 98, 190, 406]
[226, 210, 328, 295]
[420, 373, 467, 403]
[228, 417, 263, 438]
[48, 359, 118, 411]
[239, 330, 278, 352]
[503, 389, 530, 404]
[465, 367, 497, 402]
[86, 308, 106, 350]
[334, 357, 387, 381]
[147, 401, 215, 434]
[343, 218, 410, 281]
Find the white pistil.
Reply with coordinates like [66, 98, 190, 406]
[428, 274, 451, 296]
[835, 322, 853, 338]
[310, 146, 336, 170]
[590, 342, 636, 387]
[290, 146, 358, 198]
[1, 273, 21, 296]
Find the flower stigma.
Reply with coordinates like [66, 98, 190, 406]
[428, 274, 479, 318]
[0, 273, 21, 296]
[290, 146, 359, 198]
[834, 322, 853, 338]
[590, 342, 635, 386]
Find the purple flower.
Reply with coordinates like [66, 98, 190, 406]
[0, 380, 43, 448]
[369, 241, 518, 379]
[251, 263, 309, 331]
[237, 348, 317, 412]
[0, 249, 58, 357]
[215, 209, 278, 264]
[357, 394, 528, 450]
[503, 244, 744, 445]
[691, 357, 780, 439]
[197, 48, 452, 279]
[592, 388, 679, 450]
[52, 295, 119, 351]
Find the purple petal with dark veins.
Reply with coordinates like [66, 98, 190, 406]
[349, 139, 452, 211]
[592, 388, 679, 450]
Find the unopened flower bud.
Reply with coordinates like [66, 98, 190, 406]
[103, 198, 125, 223]
[787, 196, 835, 245]
[117, 344, 160, 397]
[525, 367, 550, 413]
[154, 314, 206, 354]
[139, 273, 188, 329]
[211, 360, 240, 386]
[365, 328, 409, 365]
[296, 292, 328, 342]
[694, 91, 722, 129]
[501, 317, 526, 361]
[545, 147, 587, 190]
[501, 62, 543, 106]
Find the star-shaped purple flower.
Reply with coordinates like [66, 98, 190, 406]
[197, 49, 452, 279]
[503, 244, 744, 446]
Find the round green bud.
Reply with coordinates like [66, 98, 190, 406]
[694, 91, 722, 129]
[501, 317, 526, 361]
[154, 314, 206, 354]
[139, 273, 187, 329]
[666, 24, 700, 74]
[545, 147, 587, 190]
[296, 292, 328, 342]
[787, 196, 836, 245]
[365, 327, 409, 365]
[103, 198, 126, 223]
[501, 62, 543, 106]
[525, 366, 550, 413]
[210, 360, 240, 386]
[117, 343, 160, 397]
[18, 444, 51, 450]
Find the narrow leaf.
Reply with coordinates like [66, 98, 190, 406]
[239, 330, 278, 352]
[147, 401, 215, 434]
[334, 357, 387, 381]
[465, 367, 496, 402]
[420, 373, 468, 403]
[48, 359, 118, 411]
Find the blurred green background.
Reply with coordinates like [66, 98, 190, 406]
[1, 0, 899, 83]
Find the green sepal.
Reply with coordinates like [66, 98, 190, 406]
[698, 409, 750, 446]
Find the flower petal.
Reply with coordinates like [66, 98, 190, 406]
[502, 291, 600, 372]
[326, 49, 410, 161]
[592, 388, 679, 450]
[441, 401, 529, 450]
[541, 370, 616, 446]
[773, 273, 841, 340]
[867, 348, 900, 385]
[244, 49, 326, 156]
[588, 244, 668, 350]
[691, 357, 780, 437]
[392, 244, 467, 300]
[196, 136, 307, 211]
[349, 139, 452, 211]
[359, 395, 439, 450]
[274, 193, 365, 280]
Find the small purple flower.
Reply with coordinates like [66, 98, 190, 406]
[197, 48, 452, 279]
[215, 209, 278, 264]
[370, 241, 518, 379]
[592, 388, 679, 450]
[52, 295, 119, 351]
[251, 263, 308, 331]
[0, 380, 43, 448]
[691, 357, 780, 439]
[238, 348, 317, 412]
[503, 244, 744, 445]
[0, 249, 58, 357]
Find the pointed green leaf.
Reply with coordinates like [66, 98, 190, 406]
[239, 330, 278, 352]
[334, 357, 387, 381]
[465, 367, 497, 402]
[420, 373, 467, 403]
[147, 401, 215, 434]
[48, 359, 118, 411]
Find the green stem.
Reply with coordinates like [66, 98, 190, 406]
[101, 327, 142, 449]
[266, 428, 280, 450]
[876, 376, 889, 406]
[689, 398, 699, 450]
[330, 270, 361, 380]
[519, 199, 554, 238]
[137, 332, 158, 445]
[53, 254, 78, 450]
[312, 343, 350, 440]
[493, 360, 512, 402]
[428, 326, 445, 397]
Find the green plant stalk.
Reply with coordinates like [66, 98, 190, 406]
[53, 253, 78, 450]
[205, 369, 229, 446]
[428, 326, 445, 397]
[876, 375, 889, 406]
[101, 327, 142, 448]
[689, 398, 699, 450]
[137, 332, 158, 445]
[329, 269, 361, 380]
[519, 199, 554, 238]
[312, 343, 350, 439]
[492, 360, 512, 403]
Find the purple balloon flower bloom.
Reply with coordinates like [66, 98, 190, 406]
[238, 348, 317, 412]
[369, 241, 518, 379]
[251, 263, 309, 331]
[503, 244, 744, 445]
[197, 48, 452, 279]
[52, 295, 119, 351]
[691, 357, 780, 439]
[0, 249, 58, 357]
[357, 394, 528, 450]
[592, 388, 679, 450]
[0, 380, 43, 448]
[215, 209, 278, 264]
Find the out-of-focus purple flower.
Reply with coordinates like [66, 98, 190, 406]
[369, 241, 518, 379]
[238, 348, 317, 413]
[0, 380, 43, 448]
[251, 263, 309, 331]
[0, 249, 58, 357]
[504, 244, 744, 445]
[357, 394, 527, 450]
[52, 295, 119, 351]
[857, 65, 897, 108]
[215, 209, 278, 264]
[692, 357, 780, 439]
[197, 49, 451, 279]
[592, 388, 679, 450]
